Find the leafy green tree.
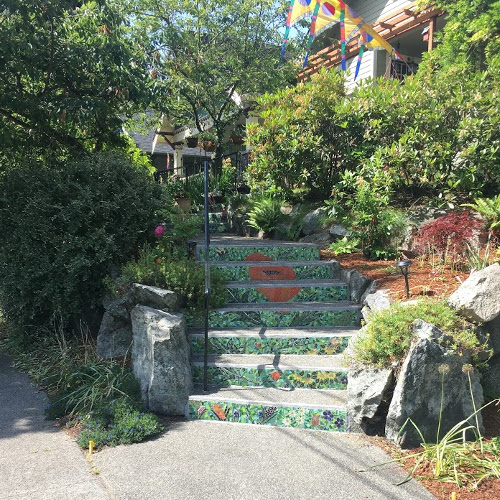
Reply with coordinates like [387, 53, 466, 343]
[419, 0, 500, 71]
[127, 0, 299, 158]
[0, 0, 151, 158]
[0, 151, 164, 333]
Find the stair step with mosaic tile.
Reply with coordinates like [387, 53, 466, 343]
[187, 235, 361, 433]
[189, 327, 357, 355]
[189, 387, 348, 432]
[197, 239, 321, 262]
[192, 354, 348, 390]
[207, 212, 230, 234]
[225, 279, 348, 303]
[206, 302, 360, 328]
[212, 259, 340, 282]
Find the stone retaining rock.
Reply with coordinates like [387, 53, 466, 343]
[131, 305, 192, 415]
[97, 284, 180, 359]
[361, 289, 391, 323]
[385, 321, 484, 448]
[347, 364, 394, 435]
[448, 263, 500, 323]
[132, 283, 179, 311]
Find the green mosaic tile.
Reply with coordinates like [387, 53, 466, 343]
[191, 335, 350, 356]
[208, 212, 227, 223]
[213, 263, 334, 282]
[198, 245, 319, 262]
[189, 400, 347, 432]
[208, 222, 229, 233]
[205, 309, 359, 328]
[192, 365, 348, 390]
[226, 285, 348, 304]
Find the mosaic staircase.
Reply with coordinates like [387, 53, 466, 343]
[187, 236, 361, 432]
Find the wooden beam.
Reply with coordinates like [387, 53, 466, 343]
[299, 4, 442, 80]
[428, 16, 437, 52]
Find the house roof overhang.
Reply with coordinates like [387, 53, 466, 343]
[298, 2, 443, 81]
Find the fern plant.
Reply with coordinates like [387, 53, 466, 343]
[247, 196, 284, 235]
[463, 194, 500, 233]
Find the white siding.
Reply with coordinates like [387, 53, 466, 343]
[344, 51, 375, 91]
[349, 0, 413, 25]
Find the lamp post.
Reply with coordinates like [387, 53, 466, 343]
[397, 259, 412, 299]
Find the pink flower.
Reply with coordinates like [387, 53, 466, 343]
[154, 225, 165, 237]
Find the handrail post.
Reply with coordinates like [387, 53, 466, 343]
[203, 159, 211, 392]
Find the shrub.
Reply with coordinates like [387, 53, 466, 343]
[351, 299, 487, 368]
[76, 398, 164, 450]
[414, 211, 482, 262]
[115, 245, 227, 310]
[0, 151, 164, 333]
[338, 177, 408, 259]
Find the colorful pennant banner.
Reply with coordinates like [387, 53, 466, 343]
[282, 0, 401, 78]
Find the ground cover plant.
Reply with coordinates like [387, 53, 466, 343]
[2, 322, 163, 449]
[349, 299, 488, 369]
[76, 398, 163, 450]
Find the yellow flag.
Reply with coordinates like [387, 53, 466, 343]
[289, 0, 318, 26]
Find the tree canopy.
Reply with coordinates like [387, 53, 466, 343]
[0, 0, 151, 158]
[127, 0, 300, 154]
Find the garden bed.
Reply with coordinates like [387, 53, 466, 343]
[321, 250, 471, 300]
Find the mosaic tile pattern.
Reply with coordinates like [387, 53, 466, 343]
[205, 309, 359, 329]
[208, 212, 227, 223]
[213, 263, 334, 282]
[226, 285, 348, 304]
[192, 365, 348, 390]
[198, 245, 320, 262]
[191, 335, 350, 356]
[189, 400, 347, 432]
[208, 222, 229, 233]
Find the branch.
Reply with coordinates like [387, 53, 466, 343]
[41, 20, 55, 96]
[0, 107, 83, 149]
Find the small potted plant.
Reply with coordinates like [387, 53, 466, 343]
[167, 175, 191, 212]
[229, 124, 245, 145]
[186, 136, 198, 148]
[199, 130, 217, 152]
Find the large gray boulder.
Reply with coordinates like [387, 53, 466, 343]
[347, 364, 395, 434]
[97, 284, 180, 359]
[386, 321, 484, 448]
[132, 283, 179, 311]
[96, 312, 133, 359]
[481, 357, 500, 399]
[448, 263, 500, 323]
[131, 305, 192, 415]
[341, 269, 372, 303]
[301, 208, 323, 235]
[329, 224, 350, 240]
[361, 289, 392, 323]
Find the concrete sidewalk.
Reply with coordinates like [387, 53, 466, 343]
[0, 352, 436, 500]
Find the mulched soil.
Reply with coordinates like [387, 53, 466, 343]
[322, 250, 500, 499]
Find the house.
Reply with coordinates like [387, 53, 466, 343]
[299, 1, 445, 87]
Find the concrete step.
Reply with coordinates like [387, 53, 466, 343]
[211, 260, 340, 282]
[199, 302, 360, 329]
[192, 354, 348, 390]
[195, 238, 321, 262]
[225, 279, 348, 303]
[189, 327, 357, 355]
[188, 386, 349, 432]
